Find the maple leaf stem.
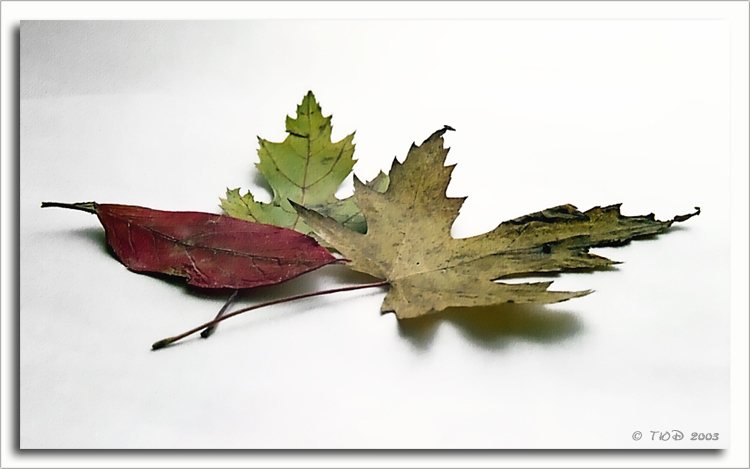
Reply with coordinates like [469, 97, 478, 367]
[151, 280, 389, 350]
[200, 289, 240, 339]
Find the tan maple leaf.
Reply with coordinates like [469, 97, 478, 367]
[293, 127, 699, 319]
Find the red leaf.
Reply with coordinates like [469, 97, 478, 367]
[42, 202, 337, 289]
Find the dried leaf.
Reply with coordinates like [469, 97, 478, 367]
[294, 127, 699, 319]
[42, 202, 336, 289]
[221, 91, 386, 235]
[308, 171, 389, 233]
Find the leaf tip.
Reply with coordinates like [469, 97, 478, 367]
[422, 126, 455, 145]
[288, 199, 317, 219]
[352, 174, 365, 189]
[287, 198, 302, 210]
[672, 206, 701, 223]
[559, 289, 594, 302]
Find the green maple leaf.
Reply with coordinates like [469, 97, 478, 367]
[221, 91, 387, 235]
[293, 126, 700, 319]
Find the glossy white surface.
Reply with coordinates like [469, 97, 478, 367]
[20, 20, 729, 449]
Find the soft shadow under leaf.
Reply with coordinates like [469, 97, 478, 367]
[397, 303, 583, 351]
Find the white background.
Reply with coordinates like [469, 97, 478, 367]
[19, 17, 730, 447]
[4, 1, 749, 467]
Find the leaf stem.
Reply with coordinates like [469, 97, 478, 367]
[41, 201, 97, 214]
[200, 290, 240, 339]
[152, 280, 389, 350]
